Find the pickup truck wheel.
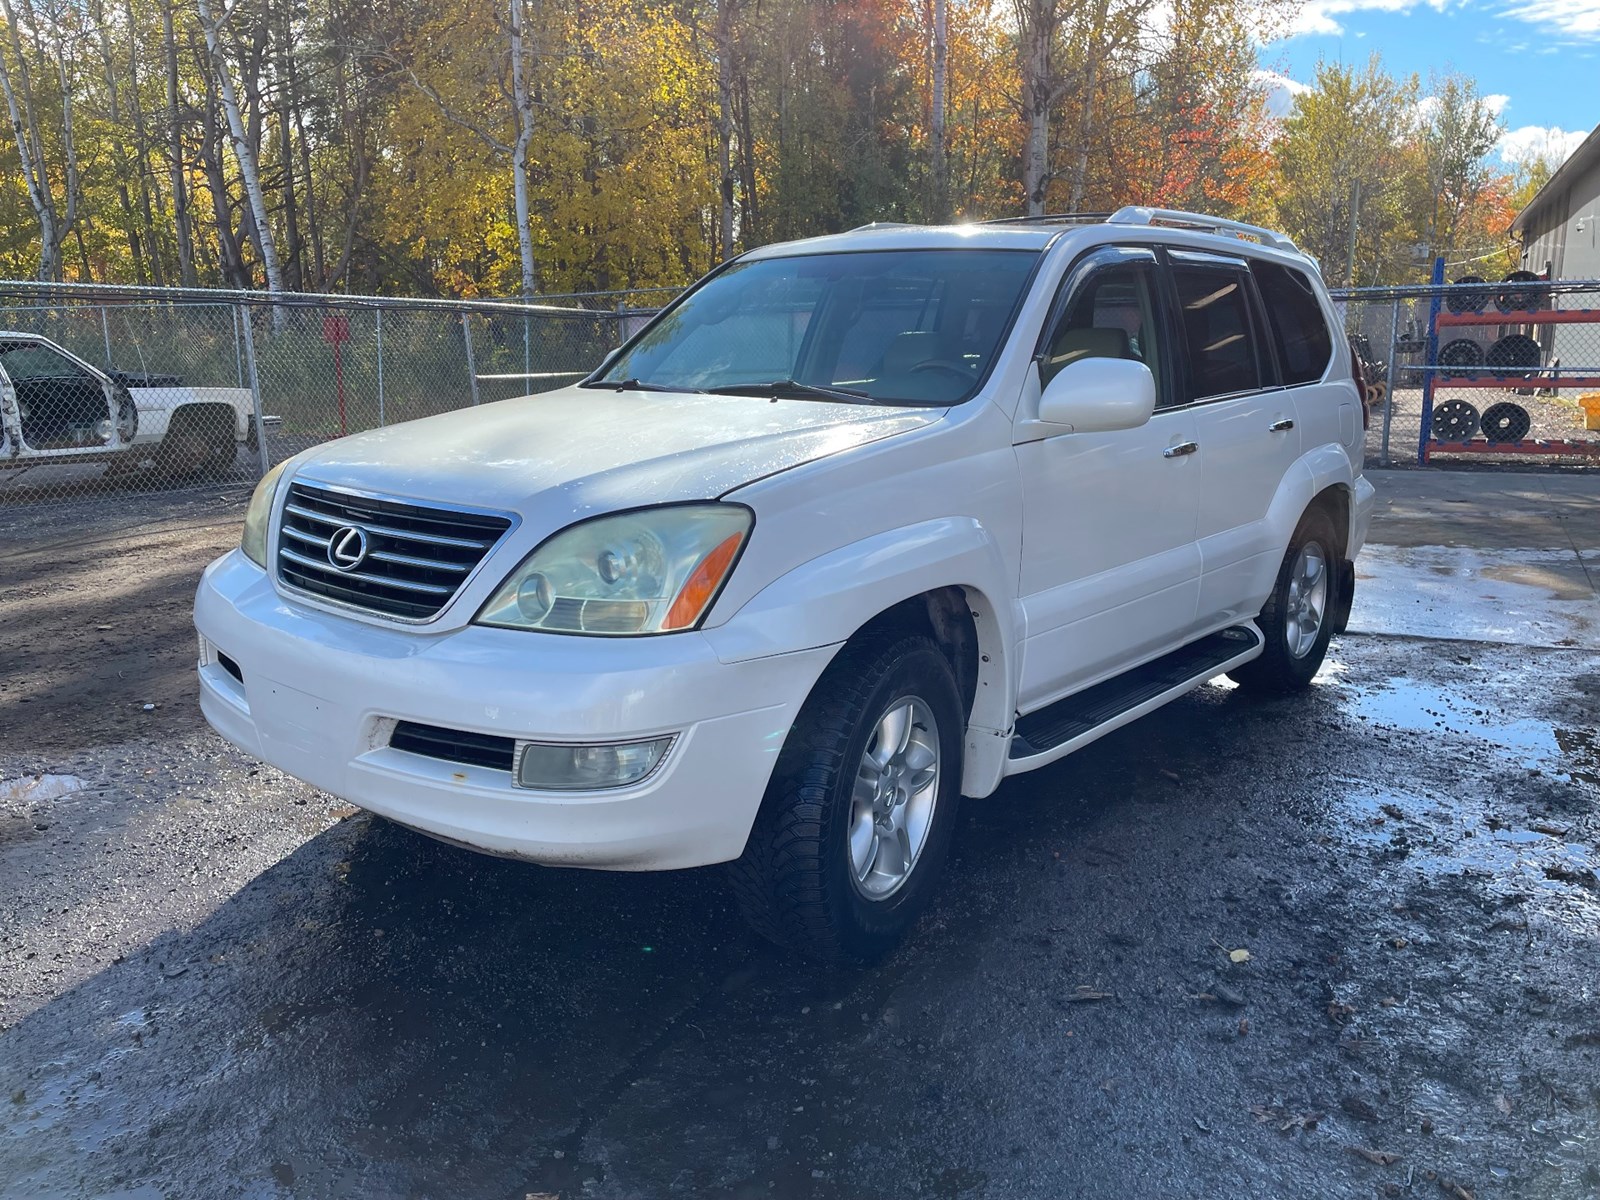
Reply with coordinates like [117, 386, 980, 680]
[157, 410, 236, 479]
[1228, 506, 1341, 693]
[728, 632, 964, 964]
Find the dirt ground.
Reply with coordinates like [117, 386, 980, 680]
[1, 473, 1598, 1200]
[0, 487, 248, 753]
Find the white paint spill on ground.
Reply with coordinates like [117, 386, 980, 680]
[1349, 543, 1600, 649]
[1, 774, 87, 803]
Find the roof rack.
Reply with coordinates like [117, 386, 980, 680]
[980, 212, 1113, 226]
[1106, 206, 1300, 253]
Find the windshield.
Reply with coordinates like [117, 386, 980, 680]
[590, 248, 1039, 405]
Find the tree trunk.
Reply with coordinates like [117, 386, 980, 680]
[119, 0, 167, 287]
[508, 0, 538, 297]
[1016, 0, 1056, 216]
[199, 71, 250, 289]
[92, 0, 149, 284]
[195, 0, 285, 303]
[930, 0, 948, 220]
[0, 0, 64, 279]
[163, 0, 197, 286]
[714, 0, 737, 259]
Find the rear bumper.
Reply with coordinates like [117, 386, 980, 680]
[195, 550, 837, 870]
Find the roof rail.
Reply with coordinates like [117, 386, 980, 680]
[979, 212, 1113, 226]
[1107, 206, 1300, 253]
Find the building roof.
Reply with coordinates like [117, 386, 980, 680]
[1512, 121, 1600, 236]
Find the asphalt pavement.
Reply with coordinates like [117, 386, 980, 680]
[1, 469, 1598, 1200]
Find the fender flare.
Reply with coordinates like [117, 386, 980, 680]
[702, 516, 1021, 796]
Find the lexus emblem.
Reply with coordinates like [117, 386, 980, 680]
[327, 525, 370, 571]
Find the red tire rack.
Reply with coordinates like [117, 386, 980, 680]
[1417, 268, 1600, 463]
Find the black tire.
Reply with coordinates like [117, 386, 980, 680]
[1480, 402, 1531, 444]
[728, 632, 964, 964]
[1446, 275, 1489, 315]
[1431, 399, 1479, 441]
[1437, 338, 1484, 375]
[157, 410, 237, 479]
[1485, 334, 1541, 375]
[1228, 506, 1342, 694]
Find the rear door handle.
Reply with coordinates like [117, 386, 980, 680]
[1163, 440, 1199, 458]
[1269, 418, 1295, 431]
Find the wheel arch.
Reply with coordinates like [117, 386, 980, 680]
[701, 516, 1021, 796]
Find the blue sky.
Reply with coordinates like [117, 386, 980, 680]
[1254, 0, 1596, 170]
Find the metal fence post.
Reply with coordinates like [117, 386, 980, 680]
[239, 303, 271, 476]
[376, 308, 386, 426]
[462, 310, 481, 406]
[1380, 297, 1400, 467]
[98, 306, 114, 373]
[1417, 257, 1446, 467]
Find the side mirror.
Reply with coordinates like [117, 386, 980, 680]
[1037, 357, 1157, 433]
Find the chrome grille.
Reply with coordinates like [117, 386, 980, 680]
[275, 482, 512, 620]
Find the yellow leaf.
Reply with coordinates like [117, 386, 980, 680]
[1229, 948, 1252, 963]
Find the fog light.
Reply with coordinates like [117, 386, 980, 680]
[514, 736, 674, 790]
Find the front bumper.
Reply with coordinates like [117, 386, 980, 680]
[194, 551, 837, 870]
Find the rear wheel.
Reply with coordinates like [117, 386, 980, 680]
[728, 631, 964, 964]
[157, 409, 236, 479]
[1228, 506, 1342, 693]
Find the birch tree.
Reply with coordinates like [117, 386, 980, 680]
[1012, 0, 1061, 215]
[0, 0, 83, 280]
[194, 0, 284, 299]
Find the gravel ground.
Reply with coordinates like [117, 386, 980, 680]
[2, 491, 1599, 1200]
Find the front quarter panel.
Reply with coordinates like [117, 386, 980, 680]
[708, 401, 1025, 795]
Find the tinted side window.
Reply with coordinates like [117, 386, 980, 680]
[1170, 265, 1261, 402]
[1252, 261, 1333, 385]
[1040, 262, 1165, 401]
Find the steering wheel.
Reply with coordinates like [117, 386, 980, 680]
[906, 359, 973, 383]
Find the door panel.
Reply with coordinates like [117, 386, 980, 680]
[1165, 256, 1299, 626]
[1015, 409, 1202, 710]
[1014, 249, 1202, 713]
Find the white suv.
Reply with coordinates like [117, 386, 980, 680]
[195, 208, 1374, 961]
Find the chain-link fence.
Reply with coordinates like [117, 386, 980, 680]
[0, 282, 680, 508]
[9, 272, 1594, 513]
[1332, 278, 1600, 469]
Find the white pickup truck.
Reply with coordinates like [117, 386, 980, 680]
[0, 332, 259, 478]
[195, 208, 1374, 962]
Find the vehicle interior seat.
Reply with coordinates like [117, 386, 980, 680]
[1044, 326, 1131, 376]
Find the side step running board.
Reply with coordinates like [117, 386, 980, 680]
[1006, 624, 1263, 772]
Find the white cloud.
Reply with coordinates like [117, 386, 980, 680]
[1484, 93, 1511, 116]
[1497, 124, 1590, 168]
[1280, 0, 1452, 39]
[1252, 69, 1311, 118]
[1498, 0, 1600, 41]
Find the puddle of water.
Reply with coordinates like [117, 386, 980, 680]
[1340, 678, 1596, 784]
[1335, 786, 1599, 922]
[0, 774, 86, 803]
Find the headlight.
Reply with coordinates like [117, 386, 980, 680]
[240, 461, 291, 567]
[477, 504, 752, 635]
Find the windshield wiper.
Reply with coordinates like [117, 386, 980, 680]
[704, 379, 875, 403]
[584, 377, 703, 393]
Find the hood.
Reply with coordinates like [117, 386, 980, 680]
[292, 386, 941, 518]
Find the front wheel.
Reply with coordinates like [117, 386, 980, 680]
[728, 632, 964, 964]
[1228, 506, 1342, 693]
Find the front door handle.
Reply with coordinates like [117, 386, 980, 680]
[1269, 418, 1295, 431]
[1163, 440, 1199, 458]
